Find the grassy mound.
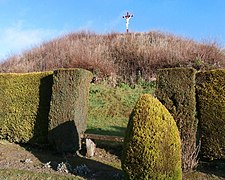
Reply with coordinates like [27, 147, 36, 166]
[1, 31, 224, 84]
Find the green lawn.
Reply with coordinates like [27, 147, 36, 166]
[87, 82, 156, 137]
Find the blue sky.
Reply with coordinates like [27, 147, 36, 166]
[0, 0, 225, 61]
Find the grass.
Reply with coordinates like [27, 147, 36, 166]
[183, 171, 223, 180]
[1, 31, 224, 84]
[87, 81, 156, 137]
[0, 169, 83, 180]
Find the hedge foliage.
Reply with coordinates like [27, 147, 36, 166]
[156, 68, 197, 171]
[0, 72, 53, 143]
[196, 69, 225, 160]
[121, 94, 182, 180]
[48, 68, 93, 153]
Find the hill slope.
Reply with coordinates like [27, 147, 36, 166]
[0, 31, 225, 84]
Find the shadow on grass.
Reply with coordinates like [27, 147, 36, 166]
[196, 160, 225, 178]
[20, 141, 124, 180]
[26, 121, 124, 179]
[86, 126, 127, 137]
[85, 126, 126, 159]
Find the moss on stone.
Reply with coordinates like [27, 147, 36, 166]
[196, 69, 225, 160]
[121, 94, 182, 180]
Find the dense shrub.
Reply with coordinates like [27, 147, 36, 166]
[0, 72, 53, 143]
[121, 94, 182, 180]
[196, 69, 225, 160]
[156, 68, 198, 171]
[48, 68, 93, 153]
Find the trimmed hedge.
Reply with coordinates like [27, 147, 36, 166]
[48, 68, 93, 153]
[0, 72, 53, 143]
[156, 68, 197, 171]
[121, 94, 182, 180]
[196, 69, 225, 160]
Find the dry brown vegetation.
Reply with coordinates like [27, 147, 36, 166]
[0, 31, 225, 84]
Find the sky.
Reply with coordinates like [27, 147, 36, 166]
[0, 0, 225, 61]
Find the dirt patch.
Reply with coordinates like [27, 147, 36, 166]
[0, 140, 124, 179]
[1, 140, 225, 180]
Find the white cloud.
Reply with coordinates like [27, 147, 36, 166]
[0, 21, 63, 61]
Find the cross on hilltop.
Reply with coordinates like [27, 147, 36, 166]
[122, 12, 133, 33]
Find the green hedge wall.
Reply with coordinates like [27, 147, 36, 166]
[196, 69, 225, 160]
[156, 68, 197, 171]
[48, 68, 93, 153]
[0, 72, 53, 143]
[121, 94, 182, 180]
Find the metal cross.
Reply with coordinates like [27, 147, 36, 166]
[122, 12, 133, 33]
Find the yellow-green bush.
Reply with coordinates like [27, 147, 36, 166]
[156, 68, 197, 171]
[196, 69, 225, 160]
[48, 68, 93, 153]
[0, 72, 53, 143]
[121, 94, 182, 180]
